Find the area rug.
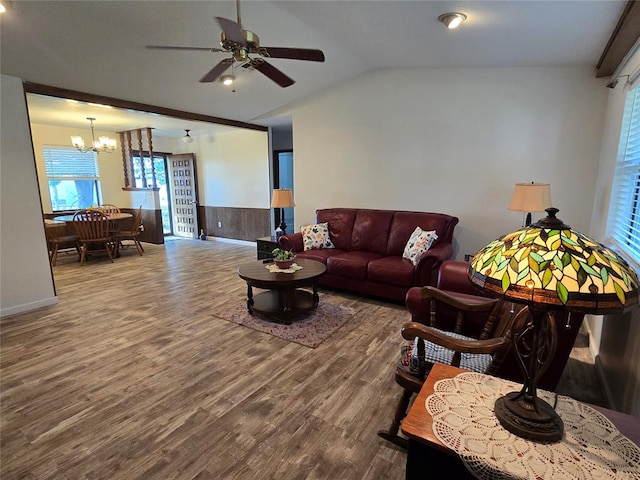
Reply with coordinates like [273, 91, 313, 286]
[212, 301, 357, 348]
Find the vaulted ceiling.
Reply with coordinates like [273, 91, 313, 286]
[0, 1, 629, 134]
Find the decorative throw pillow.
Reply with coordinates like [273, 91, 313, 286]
[301, 222, 335, 251]
[402, 226, 438, 265]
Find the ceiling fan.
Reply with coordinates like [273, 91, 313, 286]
[146, 0, 325, 88]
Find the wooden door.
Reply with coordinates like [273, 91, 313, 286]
[168, 153, 199, 238]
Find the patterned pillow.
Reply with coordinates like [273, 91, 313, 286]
[402, 227, 438, 265]
[301, 222, 335, 251]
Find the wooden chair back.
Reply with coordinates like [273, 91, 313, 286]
[72, 210, 111, 241]
[117, 206, 144, 256]
[130, 206, 143, 232]
[98, 204, 121, 215]
[420, 286, 504, 341]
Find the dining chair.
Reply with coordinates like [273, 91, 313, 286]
[98, 204, 121, 214]
[72, 209, 116, 265]
[117, 206, 144, 256]
[97, 204, 122, 238]
[46, 224, 80, 266]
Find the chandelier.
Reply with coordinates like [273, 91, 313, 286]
[70, 117, 117, 153]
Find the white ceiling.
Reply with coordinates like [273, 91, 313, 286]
[0, 0, 626, 135]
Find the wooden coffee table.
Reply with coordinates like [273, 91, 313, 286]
[237, 258, 327, 324]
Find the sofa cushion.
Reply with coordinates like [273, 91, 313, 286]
[295, 248, 346, 264]
[301, 222, 335, 251]
[351, 209, 395, 255]
[326, 251, 382, 280]
[403, 227, 438, 265]
[387, 212, 457, 256]
[317, 208, 357, 251]
[367, 256, 415, 287]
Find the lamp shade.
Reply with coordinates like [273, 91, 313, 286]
[508, 183, 551, 213]
[468, 208, 639, 314]
[270, 189, 295, 208]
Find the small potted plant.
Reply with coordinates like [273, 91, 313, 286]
[272, 248, 296, 269]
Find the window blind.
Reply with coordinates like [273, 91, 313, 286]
[608, 87, 640, 265]
[43, 147, 99, 178]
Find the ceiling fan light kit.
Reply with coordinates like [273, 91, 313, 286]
[146, 0, 325, 89]
[221, 75, 235, 86]
[438, 12, 467, 29]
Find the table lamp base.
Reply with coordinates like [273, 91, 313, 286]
[494, 391, 564, 442]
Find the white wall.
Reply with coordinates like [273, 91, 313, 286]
[1, 75, 57, 316]
[190, 129, 270, 208]
[291, 66, 608, 259]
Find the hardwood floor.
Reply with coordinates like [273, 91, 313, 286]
[1, 239, 603, 479]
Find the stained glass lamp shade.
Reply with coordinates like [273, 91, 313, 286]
[468, 208, 639, 441]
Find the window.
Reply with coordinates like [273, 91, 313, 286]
[132, 153, 172, 233]
[608, 86, 640, 265]
[43, 147, 101, 211]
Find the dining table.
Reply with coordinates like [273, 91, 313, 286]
[54, 212, 133, 258]
[53, 212, 132, 223]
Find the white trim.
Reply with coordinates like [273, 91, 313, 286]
[610, 36, 640, 85]
[1, 296, 59, 318]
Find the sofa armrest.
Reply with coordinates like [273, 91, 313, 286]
[413, 243, 453, 286]
[437, 260, 481, 296]
[278, 232, 304, 253]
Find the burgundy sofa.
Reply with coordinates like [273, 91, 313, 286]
[278, 208, 459, 302]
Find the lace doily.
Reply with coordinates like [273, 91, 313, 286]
[426, 372, 640, 480]
[265, 263, 303, 274]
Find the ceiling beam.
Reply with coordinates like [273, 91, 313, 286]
[597, 0, 640, 78]
[23, 82, 268, 132]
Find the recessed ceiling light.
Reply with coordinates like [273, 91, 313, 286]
[438, 12, 467, 29]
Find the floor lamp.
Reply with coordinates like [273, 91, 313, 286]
[270, 189, 295, 236]
[468, 208, 639, 442]
[508, 182, 551, 226]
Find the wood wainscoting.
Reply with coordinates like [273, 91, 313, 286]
[120, 207, 164, 245]
[199, 206, 270, 242]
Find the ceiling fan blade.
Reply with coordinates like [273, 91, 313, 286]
[250, 59, 295, 88]
[199, 58, 234, 83]
[215, 16, 246, 46]
[261, 47, 325, 62]
[146, 45, 224, 52]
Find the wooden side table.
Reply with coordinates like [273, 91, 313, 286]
[401, 363, 640, 480]
[256, 236, 279, 260]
